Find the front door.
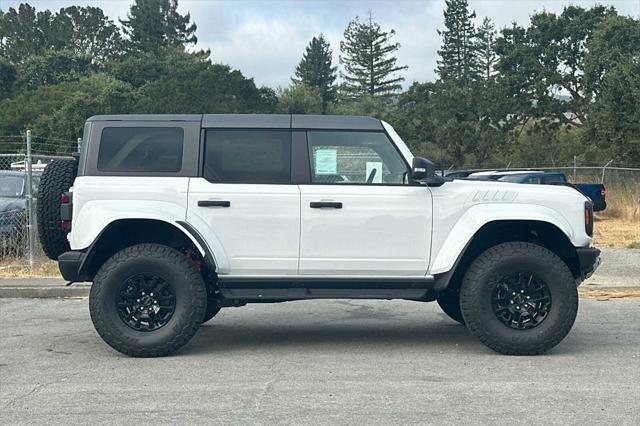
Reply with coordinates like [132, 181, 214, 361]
[298, 130, 432, 276]
[187, 129, 300, 276]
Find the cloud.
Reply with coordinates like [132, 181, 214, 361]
[203, 15, 311, 88]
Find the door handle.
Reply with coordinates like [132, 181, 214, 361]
[198, 200, 231, 207]
[310, 201, 342, 209]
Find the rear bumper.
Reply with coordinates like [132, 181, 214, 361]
[576, 247, 601, 280]
[58, 250, 87, 282]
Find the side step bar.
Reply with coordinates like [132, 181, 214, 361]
[217, 276, 435, 300]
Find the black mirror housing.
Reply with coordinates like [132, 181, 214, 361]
[411, 157, 448, 186]
[411, 157, 436, 181]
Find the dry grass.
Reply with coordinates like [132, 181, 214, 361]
[593, 217, 640, 248]
[592, 184, 640, 248]
[0, 259, 61, 278]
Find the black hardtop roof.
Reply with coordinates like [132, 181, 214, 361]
[86, 114, 383, 131]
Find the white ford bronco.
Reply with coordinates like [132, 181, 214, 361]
[36, 114, 600, 357]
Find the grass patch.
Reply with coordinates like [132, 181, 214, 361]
[593, 217, 640, 248]
[0, 259, 61, 278]
[591, 183, 639, 248]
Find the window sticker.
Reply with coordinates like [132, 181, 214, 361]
[315, 149, 337, 174]
[366, 161, 383, 183]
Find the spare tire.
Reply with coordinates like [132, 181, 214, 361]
[37, 158, 77, 260]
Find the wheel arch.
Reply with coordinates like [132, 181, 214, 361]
[78, 218, 216, 281]
[433, 219, 581, 292]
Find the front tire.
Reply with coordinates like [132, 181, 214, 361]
[460, 242, 578, 355]
[89, 244, 206, 357]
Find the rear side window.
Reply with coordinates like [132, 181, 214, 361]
[97, 127, 184, 172]
[203, 130, 291, 184]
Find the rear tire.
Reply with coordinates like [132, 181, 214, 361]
[437, 289, 465, 325]
[89, 244, 206, 357]
[460, 242, 578, 355]
[37, 158, 77, 260]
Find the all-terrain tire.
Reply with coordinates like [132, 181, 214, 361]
[437, 289, 465, 325]
[37, 158, 77, 260]
[89, 244, 206, 357]
[459, 242, 578, 355]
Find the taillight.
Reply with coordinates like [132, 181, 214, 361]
[600, 188, 606, 198]
[60, 191, 72, 231]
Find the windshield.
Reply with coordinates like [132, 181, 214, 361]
[0, 176, 25, 197]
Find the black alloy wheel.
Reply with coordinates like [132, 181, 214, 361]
[491, 272, 552, 330]
[116, 273, 176, 332]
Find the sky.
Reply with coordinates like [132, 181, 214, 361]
[2, 0, 639, 88]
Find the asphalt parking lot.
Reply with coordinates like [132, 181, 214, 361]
[1, 297, 639, 425]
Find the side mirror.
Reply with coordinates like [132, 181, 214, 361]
[411, 157, 447, 186]
[411, 157, 436, 181]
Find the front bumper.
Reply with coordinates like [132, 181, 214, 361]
[58, 250, 87, 282]
[576, 247, 601, 280]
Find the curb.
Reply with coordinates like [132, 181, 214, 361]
[0, 285, 90, 299]
[0, 285, 638, 299]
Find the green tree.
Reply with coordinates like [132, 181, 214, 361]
[339, 14, 408, 98]
[0, 74, 134, 151]
[475, 17, 497, 81]
[0, 4, 122, 65]
[293, 35, 337, 113]
[133, 49, 276, 114]
[16, 50, 93, 89]
[120, 0, 197, 52]
[495, 5, 615, 127]
[52, 6, 123, 63]
[0, 4, 50, 63]
[583, 14, 640, 98]
[587, 60, 640, 163]
[0, 59, 17, 99]
[277, 83, 323, 114]
[395, 80, 509, 168]
[436, 0, 479, 85]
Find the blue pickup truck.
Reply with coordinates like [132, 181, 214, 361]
[446, 170, 607, 211]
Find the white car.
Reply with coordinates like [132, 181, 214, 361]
[36, 114, 600, 357]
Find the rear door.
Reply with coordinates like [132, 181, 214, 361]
[298, 130, 432, 276]
[187, 129, 300, 276]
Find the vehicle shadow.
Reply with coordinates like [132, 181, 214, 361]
[184, 316, 487, 355]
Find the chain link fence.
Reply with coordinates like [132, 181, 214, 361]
[1, 133, 76, 267]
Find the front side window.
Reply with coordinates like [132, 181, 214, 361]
[98, 127, 184, 172]
[204, 130, 291, 184]
[307, 131, 407, 184]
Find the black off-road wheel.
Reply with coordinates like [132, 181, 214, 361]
[37, 158, 77, 260]
[89, 244, 207, 357]
[459, 242, 578, 355]
[437, 289, 465, 325]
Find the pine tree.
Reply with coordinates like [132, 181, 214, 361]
[339, 13, 408, 98]
[436, 0, 480, 85]
[120, 0, 197, 52]
[293, 35, 337, 114]
[476, 17, 497, 80]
